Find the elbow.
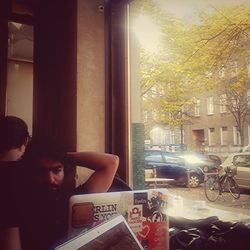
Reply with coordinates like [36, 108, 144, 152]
[106, 154, 119, 175]
[111, 155, 119, 172]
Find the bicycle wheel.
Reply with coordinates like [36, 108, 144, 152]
[204, 175, 220, 202]
[227, 177, 240, 199]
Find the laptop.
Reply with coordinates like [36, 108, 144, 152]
[68, 188, 169, 250]
[55, 215, 143, 250]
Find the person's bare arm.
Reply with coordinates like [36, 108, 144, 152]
[66, 152, 119, 193]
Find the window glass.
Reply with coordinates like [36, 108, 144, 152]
[248, 59, 250, 77]
[207, 96, 214, 115]
[220, 126, 228, 145]
[145, 151, 163, 162]
[233, 126, 241, 145]
[208, 128, 215, 146]
[129, 0, 250, 216]
[6, 21, 33, 133]
[163, 153, 183, 164]
[248, 125, 250, 145]
[194, 99, 200, 117]
[8, 22, 33, 61]
[219, 94, 227, 113]
[230, 61, 238, 77]
[247, 89, 250, 107]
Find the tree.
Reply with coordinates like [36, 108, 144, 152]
[138, 0, 250, 147]
[188, 4, 250, 147]
[219, 73, 250, 147]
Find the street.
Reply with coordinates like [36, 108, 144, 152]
[146, 180, 250, 219]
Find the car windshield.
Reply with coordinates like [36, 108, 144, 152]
[179, 153, 206, 164]
[162, 153, 183, 164]
[145, 153, 163, 162]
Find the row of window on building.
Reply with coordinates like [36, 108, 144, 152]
[208, 126, 242, 146]
[194, 90, 250, 116]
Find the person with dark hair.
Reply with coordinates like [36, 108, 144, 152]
[19, 136, 119, 250]
[0, 115, 30, 250]
[0, 115, 30, 161]
[0, 117, 119, 250]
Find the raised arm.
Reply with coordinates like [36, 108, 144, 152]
[66, 152, 119, 193]
[0, 227, 22, 250]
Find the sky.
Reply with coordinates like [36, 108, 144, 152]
[131, 0, 250, 52]
[155, 0, 249, 23]
[131, 15, 162, 53]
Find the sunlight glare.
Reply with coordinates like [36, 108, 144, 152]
[131, 15, 161, 54]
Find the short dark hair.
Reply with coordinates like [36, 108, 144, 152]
[24, 136, 68, 167]
[0, 115, 29, 153]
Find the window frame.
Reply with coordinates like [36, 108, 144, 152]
[108, 0, 130, 181]
[220, 126, 228, 145]
[233, 126, 241, 145]
[208, 127, 216, 146]
[219, 94, 227, 113]
[194, 98, 200, 117]
[207, 96, 214, 115]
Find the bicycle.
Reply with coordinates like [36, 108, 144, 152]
[204, 166, 240, 202]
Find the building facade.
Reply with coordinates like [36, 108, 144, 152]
[184, 89, 250, 158]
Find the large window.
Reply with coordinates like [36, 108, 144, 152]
[230, 61, 238, 77]
[220, 126, 228, 145]
[207, 96, 214, 115]
[128, 0, 250, 217]
[233, 126, 241, 145]
[220, 94, 227, 113]
[247, 89, 250, 107]
[194, 99, 200, 117]
[208, 128, 216, 146]
[6, 21, 33, 133]
[129, 0, 250, 168]
[248, 125, 250, 144]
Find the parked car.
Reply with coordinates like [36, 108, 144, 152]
[144, 150, 204, 188]
[221, 152, 250, 190]
[242, 145, 250, 152]
[178, 153, 222, 173]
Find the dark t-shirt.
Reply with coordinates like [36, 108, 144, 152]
[0, 159, 88, 250]
[19, 178, 88, 250]
[0, 160, 24, 229]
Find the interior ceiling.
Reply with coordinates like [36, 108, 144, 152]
[13, 0, 43, 6]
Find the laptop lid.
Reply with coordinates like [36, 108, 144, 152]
[68, 189, 169, 249]
[56, 215, 143, 250]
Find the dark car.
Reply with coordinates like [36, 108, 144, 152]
[144, 150, 204, 188]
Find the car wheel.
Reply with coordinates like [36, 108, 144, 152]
[187, 174, 200, 188]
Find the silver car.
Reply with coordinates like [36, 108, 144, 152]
[221, 152, 250, 190]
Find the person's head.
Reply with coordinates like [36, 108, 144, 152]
[0, 115, 30, 161]
[24, 136, 68, 193]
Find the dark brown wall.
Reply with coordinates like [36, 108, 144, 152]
[33, 0, 77, 150]
[109, 0, 129, 180]
[0, 0, 10, 115]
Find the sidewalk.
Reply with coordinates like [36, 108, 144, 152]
[167, 185, 250, 221]
[146, 182, 250, 220]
